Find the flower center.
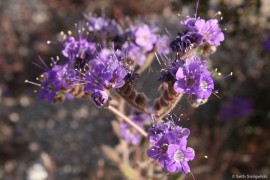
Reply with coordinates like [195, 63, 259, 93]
[161, 144, 168, 153]
[141, 34, 148, 43]
[185, 77, 196, 87]
[173, 150, 184, 163]
[47, 83, 55, 92]
[200, 81, 208, 91]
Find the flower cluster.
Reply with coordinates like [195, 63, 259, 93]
[159, 17, 224, 107]
[147, 121, 195, 173]
[160, 56, 214, 107]
[32, 12, 226, 177]
[170, 17, 224, 55]
[36, 16, 168, 105]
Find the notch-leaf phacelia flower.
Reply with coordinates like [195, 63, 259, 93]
[134, 24, 157, 52]
[173, 56, 214, 101]
[62, 36, 96, 67]
[170, 17, 224, 56]
[182, 17, 224, 46]
[147, 121, 194, 174]
[38, 64, 76, 102]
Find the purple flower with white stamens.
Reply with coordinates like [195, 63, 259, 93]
[38, 70, 62, 102]
[165, 144, 195, 173]
[122, 42, 146, 66]
[147, 121, 194, 173]
[62, 37, 96, 63]
[51, 64, 77, 88]
[135, 24, 157, 51]
[148, 121, 190, 146]
[196, 69, 214, 99]
[173, 56, 214, 100]
[173, 57, 203, 94]
[83, 63, 112, 92]
[83, 49, 128, 92]
[194, 19, 224, 46]
[106, 65, 129, 88]
[181, 18, 224, 46]
[38, 64, 76, 102]
[97, 50, 129, 88]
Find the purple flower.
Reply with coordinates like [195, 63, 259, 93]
[173, 56, 214, 100]
[147, 121, 194, 173]
[62, 37, 96, 64]
[156, 35, 170, 54]
[135, 25, 157, 51]
[181, 18, 224, 46]
[51, 65, 77, 88]
[165, 144, 195, 173]
[106, 65, 129, 88]
[83, 63, 112, 92]
[38, 70, 62, 102]
[219, 96, 254, 121]
[122, 42, 146, 66]
[91, 90, 109, 107]
[196, 69, 214, 99]
[83, 50, 129, 92]
[170, 32, 203, 53]
[87, 17, 109, 31]
[181, 18, 197, 31]
[38, 64, 76, 102]
[173, 57, 204, 94]
[148, 121, 190, 146]
[159, 60, 184, 82]
[195, 19, 224, 46]
[97, 50, 129, 88]
[87, 16, 121, 37]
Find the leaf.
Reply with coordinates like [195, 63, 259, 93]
[111, 120, 121, 137]
[119, 163, 141, 180]
[101, 145, 121, 164]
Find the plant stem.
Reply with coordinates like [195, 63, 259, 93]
[115, 89, 152, 116]
[108, 105, 148, 137]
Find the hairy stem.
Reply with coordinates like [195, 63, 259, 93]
[154, 81, 183, 120]
[115, 83, 152, 116]
[108, 105, 148, 137]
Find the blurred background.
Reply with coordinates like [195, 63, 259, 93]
[0, 0, 269, 179]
